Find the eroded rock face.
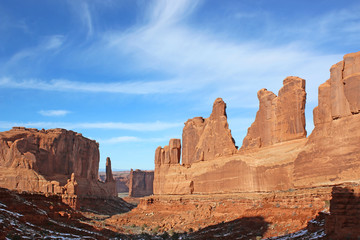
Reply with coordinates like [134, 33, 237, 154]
[155, 139, 181, 166]
[294, 51, 360, 187]
[154, 51, 360, 196]
[313, 51, 360, 125]
[128, 169, 154, 197]
[182, 98, 237, 165]
[0, 127, 116, 199]
[242, 76, 307, 149]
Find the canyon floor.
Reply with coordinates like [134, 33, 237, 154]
[3, 183, 358, 239]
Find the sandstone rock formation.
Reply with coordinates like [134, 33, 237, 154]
[155, 139, 181, 166]
[128, 169, 154, 197]
[154, 139, 189, 195]
[105, 157, 115, 183]
[153, 51, 360, 196]
[182, 98, 237, 165]
[293, 51, 360, 187]
[242, 76, 307, 149]
[0, 127, 116, 202]
[153, 94, 306, 195]
[154, 98, 239, 194]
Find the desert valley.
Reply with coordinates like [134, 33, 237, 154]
[1, 51, 360, 239]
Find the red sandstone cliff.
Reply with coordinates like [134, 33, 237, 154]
[242, 76, 307, 149]
[153, 51, 360, 196]
[293, 51, 360, 187]
[128, 169, 154, 197]
[153, 96, 302, 195]
[0, 127, 116, 200]
[182, 98, 237, 165]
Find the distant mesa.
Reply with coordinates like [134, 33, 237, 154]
[0, 127, 116, 209]
[128, 169, 154, 197]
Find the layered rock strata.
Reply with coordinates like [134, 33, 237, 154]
[293, 51, 360, 187]
[0, 127, 116, 204]
[108, 186, 332, 238]
[154, 97, 306, 194]
[128, 169, 154, 197]
[153, 51, 360, 195]
[242, 76, 307, 149]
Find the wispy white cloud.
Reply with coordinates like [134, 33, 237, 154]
[0, 0, 356, 109]
[0, 0, 344, 106]
[99, 0, 343, 105]
[44, 35, 65, 50]
[3, 35, 65, 69]
[79, 2, 93, 38]
[66, 0, 94, 38]
[38, 110, 70, 117]
[99, 136, 169, 144]
[0, 120, 183, 131]
[0, 77, 188, 94]
[100, 136, 140, 143]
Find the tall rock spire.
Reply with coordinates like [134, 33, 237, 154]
[105, 157, 114, 183]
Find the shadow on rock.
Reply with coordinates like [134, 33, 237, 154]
[325, 186, 360, 239]
[79, 196, 135, 216]
[188, 216, 269, 240]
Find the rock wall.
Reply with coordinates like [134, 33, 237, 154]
[0, 127, 116, 200]
[241, 76, 307, 149]
[128, 169, 154, 197]
[293, 51, 360, 187]
[153, 51, 360, 195]
[153, 96, 306, 195]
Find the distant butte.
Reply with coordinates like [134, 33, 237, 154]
[0, 127, 116, 209]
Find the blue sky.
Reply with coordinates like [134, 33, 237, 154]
[0, 0, 359, 170]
